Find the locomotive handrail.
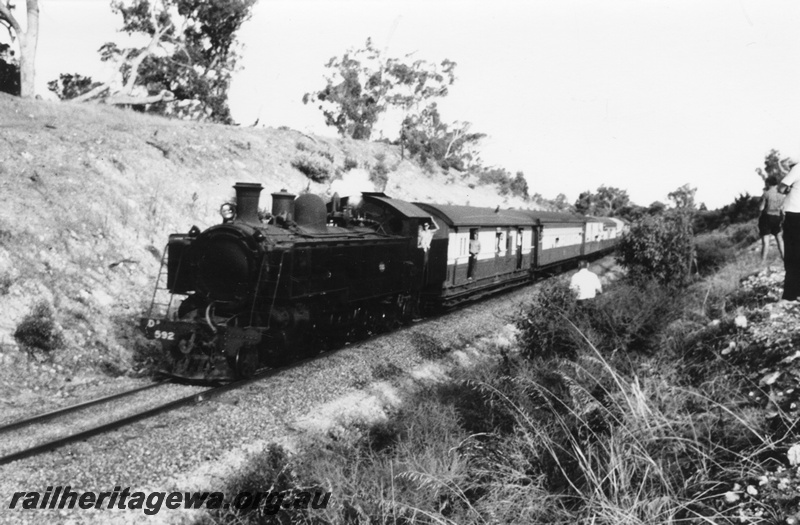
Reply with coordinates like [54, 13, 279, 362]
[265, 251, 286, 330]
[249, 254, 269, 326]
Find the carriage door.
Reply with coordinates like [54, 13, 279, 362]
[516, 228, 523, 270]
[468, 228, 479, 280]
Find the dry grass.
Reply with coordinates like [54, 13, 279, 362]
[206, 246, 797, 524]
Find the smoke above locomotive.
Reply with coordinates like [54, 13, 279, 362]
[140, 182, 624, 381]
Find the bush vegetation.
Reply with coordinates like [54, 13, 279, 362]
[212, 265, 779, 523]
[475, 167, 529, 200]
[616, 211, 696, 287]
[694, 223, 759, 276]
[291, 153, 332, 183]
[14, 301, 63, 353]
[343, 156, 359, 171]
[694, 193, 761, 233]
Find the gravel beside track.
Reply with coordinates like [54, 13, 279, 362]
[0, 258, 618, 524]
[0, 383, 204, 461]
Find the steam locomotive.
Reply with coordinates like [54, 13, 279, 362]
[140, 182, 625, 381]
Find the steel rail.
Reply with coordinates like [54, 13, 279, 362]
[0, 380, 170, 434]
[0, 370, 276, 467]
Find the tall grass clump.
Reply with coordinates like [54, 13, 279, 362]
[211, 400, 478, 524]
[515, 277, 683, 362]
[463, 352, 767, 524]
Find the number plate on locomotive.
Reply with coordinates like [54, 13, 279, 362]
[139, 318, 193, 341]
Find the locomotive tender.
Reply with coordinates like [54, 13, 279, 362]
[140, 182, 625, 381]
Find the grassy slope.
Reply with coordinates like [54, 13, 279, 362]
[0, 93, 532, 395]
[212, 249, 800, 525]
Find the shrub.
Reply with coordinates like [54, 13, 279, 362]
[343, 156, 358, 171]
[291, 154, 331, 183]
[14, 301, 63, 352]
[616, 211, 696, 287]
[210, 443, 330, 524]
[515, 278, 583, 360]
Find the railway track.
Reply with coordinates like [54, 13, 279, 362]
[0, 370, 278, 467]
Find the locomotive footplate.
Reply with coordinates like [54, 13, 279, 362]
[139, 319, 263, 352]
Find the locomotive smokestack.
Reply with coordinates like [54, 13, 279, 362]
[271, 189, 296, 222]
[234, 182, 263, 224]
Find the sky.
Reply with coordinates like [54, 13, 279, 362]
[16, 0, 800, 209]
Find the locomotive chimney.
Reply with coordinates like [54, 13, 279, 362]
[271, 189, 296, 221]
[234, 182, 263, 224]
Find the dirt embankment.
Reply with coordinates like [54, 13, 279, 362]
[0, 93, 533, 399]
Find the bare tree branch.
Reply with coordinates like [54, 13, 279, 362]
[444, 123, 469, 160]
[106, 89, 174, 106]
[0, 18, 15, 41]
[121, 21, 173, 95]
[0, 2, 22, 34]
[70, 83, 111, 103]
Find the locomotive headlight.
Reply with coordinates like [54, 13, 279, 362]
[220, 203, 236, 221]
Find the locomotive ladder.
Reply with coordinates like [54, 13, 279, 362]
[146, 244, 177, 319]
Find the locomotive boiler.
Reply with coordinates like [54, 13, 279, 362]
[140, 183, 424, 380]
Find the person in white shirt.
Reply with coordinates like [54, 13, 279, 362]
[570, 261, 602, 301]
[417, 218, 439, 280]
[779, 157, 800, 301]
